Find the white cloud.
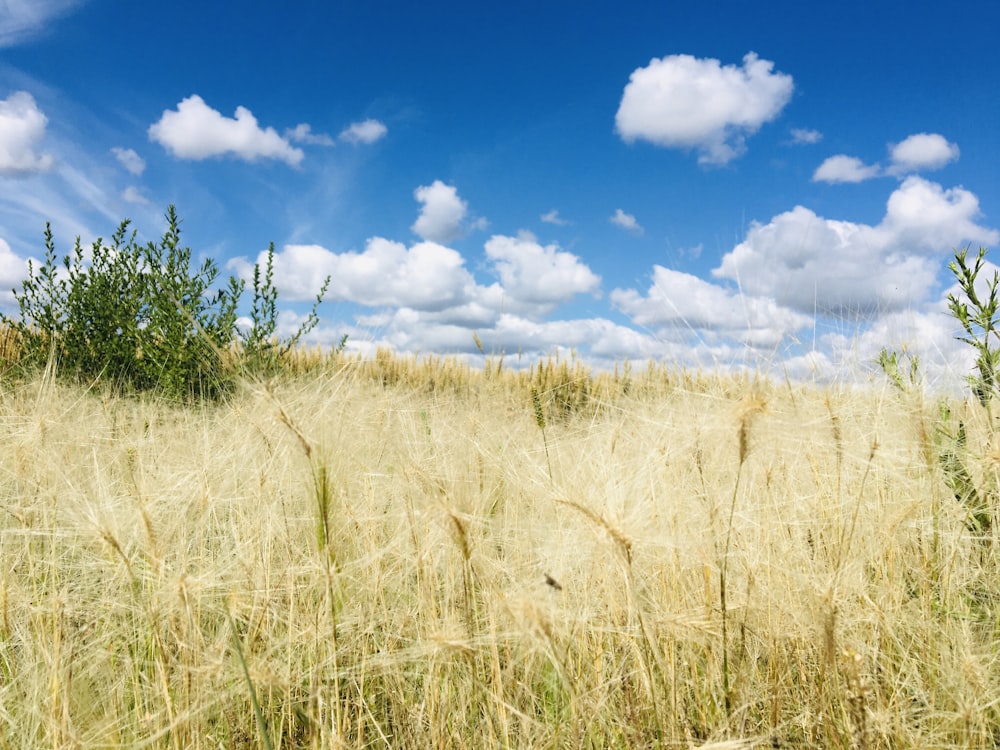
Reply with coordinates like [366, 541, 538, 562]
[881, 176, 993, 248]
[812, 155, 880, 183]
[814, 133, 960, 184]
[490, 314, 665, 360]
[540, 209, 569, 226]
[363, 308, 490, 352]
[121, 185, 149, 204]
[680, 243, 703, 259]
[111, 146, 145, 175]
[339, 119, 387, 144]
[242, 237, 477, 312]
[818, 303, 972, 392]
[411, 180, 467, 243]
[713, 176, 999, 315]
[0, 91, 54, 176]
[887, 133, 959, 174]
[148, 95, 304, 166]
[0, 0, 83, 47]
[285, 123, 335, 146]
[359, 308, 667, 362]
[611, 266, 811, 347]
[610, 208, 643, 234]
[790, 128, 822, 145]
[485, 233, 601, 310]
[0, 236, 27, 303]
[615, 52, 793, 164]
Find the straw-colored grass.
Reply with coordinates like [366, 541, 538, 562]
[1, 354, 998, 748]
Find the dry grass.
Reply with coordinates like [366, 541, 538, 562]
[0, 355, 998, 748]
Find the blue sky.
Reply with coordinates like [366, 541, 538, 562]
[1, 0, 999, 385]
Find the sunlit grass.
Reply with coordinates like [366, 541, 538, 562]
[0, 352, 998, 747]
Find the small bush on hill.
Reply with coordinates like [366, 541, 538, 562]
[3, 206, 332, 401]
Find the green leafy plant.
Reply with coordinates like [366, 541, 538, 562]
[240, 242, 330, 377]
[935, 403, 993, 535]
[947, 246, 1000, 407]
[5, 206, 334, 400]
[911, 246, 1000, 543]
[140, 206, 245, 400]
[876, 347, 920, 393]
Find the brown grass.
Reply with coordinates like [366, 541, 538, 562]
[0, 353, 997, 747]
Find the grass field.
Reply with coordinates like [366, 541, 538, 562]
[1, 352, 998, 748]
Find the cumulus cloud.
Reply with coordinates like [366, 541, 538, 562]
[610, 209, 643, 234]
[813, 155, 880, 183]
[241, 237, 478, 312]
[232, 228, 600, 339]
[540, 209, 569, 226]
[485, 233, 601, 310]
[285, 123, 335, 146]
[111, 146, 145, 175]
[148, 95, 304, 166]
[814, 133, 959, 183]
[411, 180, 467, 243]
[887, 133, 959, 174]
[339, 119, 387, 144]
[713, 176, 999, 315]
[0, 0, 83, 47]
[789, 128, 822, 145]
[0, 91, 54, 176]
[611, 266, 811, 347]
[615, 52, 793, 164]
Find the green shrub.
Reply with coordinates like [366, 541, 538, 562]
[947, 246, 1000, 408]
[4, 206, 332, 401]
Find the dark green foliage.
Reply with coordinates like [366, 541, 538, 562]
[140, 206, 244, 400]
[4, 206, 334, 401]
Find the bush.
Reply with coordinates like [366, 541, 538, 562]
[947, 246, 1000, 408]
[4, 206, 332, 401]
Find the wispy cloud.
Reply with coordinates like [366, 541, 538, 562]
[789, 127, 822, 144]
[285, 123, 335, 146]
[540, 209, 569, 226]
[122, 185, 149, 204]
[111, 146, 145, 175]
[610, 208, 643, 234]
[0, 0, 85, 48]
[339, 119, 387, 145]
